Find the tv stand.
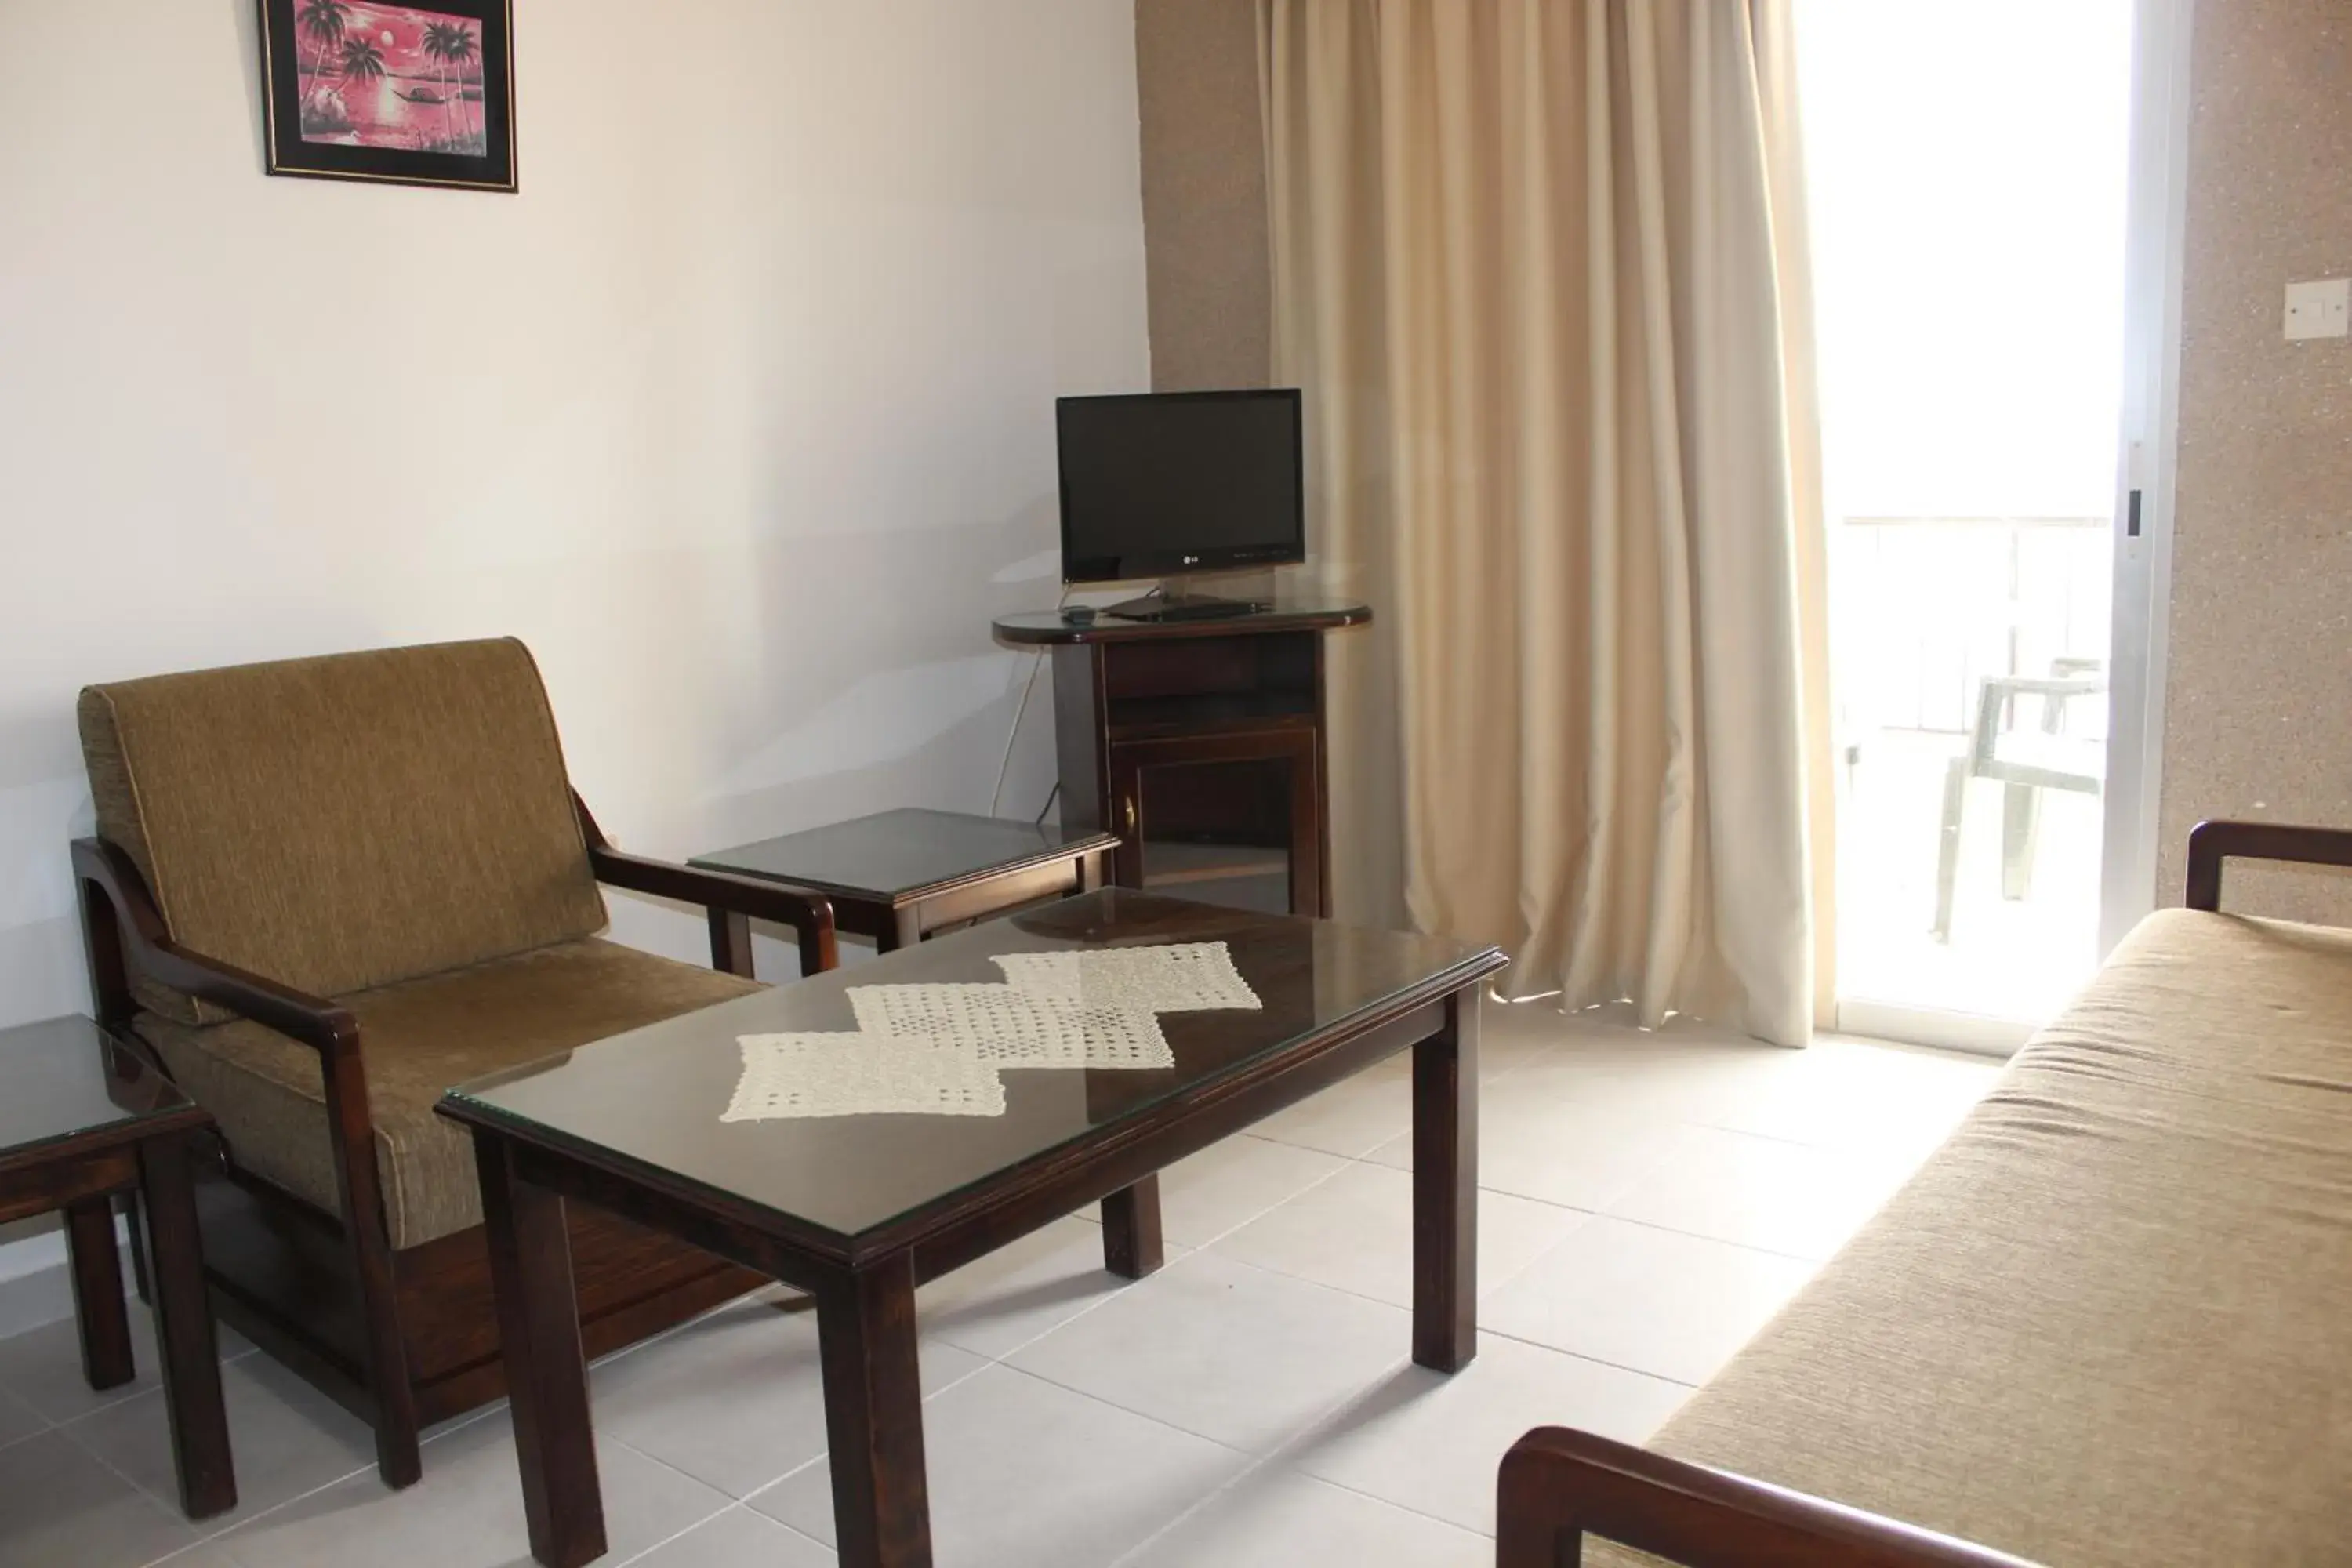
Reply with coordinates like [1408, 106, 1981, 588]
[1101, 591, 1266, 624]
[993, 599, 1371, 917]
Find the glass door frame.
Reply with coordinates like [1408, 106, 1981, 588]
[2096, 0, 2197, 958]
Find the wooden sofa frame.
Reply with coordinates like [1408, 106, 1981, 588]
[74, 793, 840, 1491]
[1496, 818, 2352, 1567]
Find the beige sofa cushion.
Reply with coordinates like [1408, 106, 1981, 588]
[80, 638, 608, 1026]
[139, 938, 760, 1249]
[1592, 908, 2352, 1567]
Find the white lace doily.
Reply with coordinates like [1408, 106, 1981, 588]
[992, 942, 1261, 1014]
[846, 983, 1174, 1070]
[724, 1033, 1007, 1121]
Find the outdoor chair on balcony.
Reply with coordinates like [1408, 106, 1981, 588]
[1932, 659, 2105, 942]
[72, 638, 838, 1488]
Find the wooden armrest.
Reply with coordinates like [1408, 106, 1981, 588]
[71, 838, 358, 1058]
[572, 794, 840, 973]
[2184, 819, 2352, 912]
[78, 833, 433, 1480]
[1497, 1428, 2041, 1568]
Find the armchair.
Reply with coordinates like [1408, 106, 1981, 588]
[73, 638, 834, 1488]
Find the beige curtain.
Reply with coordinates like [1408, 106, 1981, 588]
[1262, 0, 1834, 1045]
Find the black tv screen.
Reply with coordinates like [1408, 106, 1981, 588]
[1057, 390, 1305, 583]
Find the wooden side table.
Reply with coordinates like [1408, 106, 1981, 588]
[693, 808, 1118, 960]
[0, 1016, 235, 1518]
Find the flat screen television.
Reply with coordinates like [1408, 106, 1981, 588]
[1056, 390, 1305, 586]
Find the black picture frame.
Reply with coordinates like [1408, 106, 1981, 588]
[258, 0, 517, 193]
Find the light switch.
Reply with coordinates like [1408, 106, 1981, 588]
[2283, 278, 2350, 340]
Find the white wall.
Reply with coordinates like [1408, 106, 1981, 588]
[0, 0, 1147, 1298]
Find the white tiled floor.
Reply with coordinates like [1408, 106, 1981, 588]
[0, 1004, 1999, 1567]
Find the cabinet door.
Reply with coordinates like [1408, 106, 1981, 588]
[1108, 730, 1323, 917]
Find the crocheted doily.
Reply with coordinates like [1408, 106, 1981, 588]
[991, 941, 1262, 1014]
[723, 1032, 1007, 1121]
[845, 983, 1174, 1070]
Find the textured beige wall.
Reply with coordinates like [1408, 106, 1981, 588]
[1134, 0, 1272, 390]
[2158, 0, 2352, 919]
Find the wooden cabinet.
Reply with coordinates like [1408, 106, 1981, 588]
[993, 601, 1369, 918]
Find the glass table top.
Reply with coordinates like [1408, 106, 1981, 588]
[0, 1016, 194, 1160]
[444, 890, 1501, 1247]
[691, 808, 1118, 902]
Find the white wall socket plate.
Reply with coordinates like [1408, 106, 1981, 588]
[2283, 277, 2350, 340]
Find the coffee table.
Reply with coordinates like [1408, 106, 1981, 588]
[692, 808, 1120, 959]
[440, 889, 1504, 1568]
[0, 1016, 235, 1518]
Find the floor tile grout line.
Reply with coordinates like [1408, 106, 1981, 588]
[38, 1414, 214, 1560]
[1091, 1331, 1522, 1568]
[1150, 1181, 1744, 1388]
[660, 1347, 1023, 1525]
[1001, 1323, 1379, 1476]
[609, 1498, 831, 1566]
[1102, 1439, 1288, 1566]
[1192, 1211, 1599, 1321]
[933, 1149, 1362, 1372]
[1570, 1207, 1849, 1268]
[154, 1390, 517, 1557]
[610, 1428, 753, 1503]
[1103, 1336, 1568, 1565]
[0, 1418, 53, 1459]
[1472, 1323, 1708, 1391]
[177, 1453, 380, 1549]
[1334, 1113, 1943, 1265]
[978, 1239, 1707, 1451]
[1171, 1140, 1365, 1252]
[604, 1491, 741, 1567]
[735, 1443, 831, 1513]
[1290, 1466, 1504, 1541]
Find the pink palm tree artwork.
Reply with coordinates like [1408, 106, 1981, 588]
[296, 5, 485, 154]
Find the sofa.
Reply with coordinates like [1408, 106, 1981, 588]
[1498, 819, 2352, 1566]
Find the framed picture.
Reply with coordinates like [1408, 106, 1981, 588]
[258, 0, 516, 193]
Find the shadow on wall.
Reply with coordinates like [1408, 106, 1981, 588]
[548, 489, 1073, 858]
[0, 495, 1073, 1025]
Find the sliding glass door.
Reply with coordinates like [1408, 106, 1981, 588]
[1795, 0, 2158, 1045]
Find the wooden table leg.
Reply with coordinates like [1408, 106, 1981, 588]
[1412, 988, 1479, 1373]
[65, 1196, 134, 1391]
[708, 907, 755, 979]
[475, 1132, 604, 1568]
[877, 906, 924, 954]
[1100, 1176, 1165, 1280]
[137, 1131, 237, 1519]
[816, 1254, 931, 1568]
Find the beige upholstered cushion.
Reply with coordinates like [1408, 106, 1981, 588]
[1591, 909, 2352, 1566]
[138, 938, 760, 1249]
[80, 638, 608, 1026]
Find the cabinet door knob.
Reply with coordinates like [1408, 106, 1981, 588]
[1123, 795, 1138, 837]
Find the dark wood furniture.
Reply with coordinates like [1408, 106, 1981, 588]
[0, 1016, 235, 1519]
[693, 808, 1119, 957]
[441, 888, 1504, 1568]
[1494, 822, 2352, 1568]
[1496, 1429, 2036, 1568]
[2184, 817, 2352, 911]
[73, 797, 837, 1492]
[993, 600, 1370, 919]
